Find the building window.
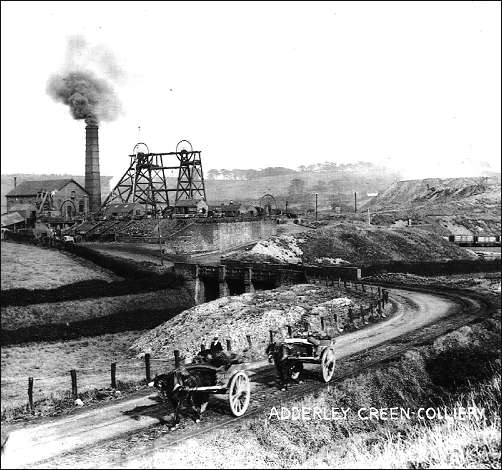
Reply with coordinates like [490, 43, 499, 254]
[79, 201, 84, 213]
[70, 190, 76, 200]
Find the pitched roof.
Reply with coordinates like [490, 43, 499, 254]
[174, 198, 207, 207]
[6, 179, 86, 197]
[1, 211, 25, 227]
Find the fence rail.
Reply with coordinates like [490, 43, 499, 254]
[3, 281, 390, 413]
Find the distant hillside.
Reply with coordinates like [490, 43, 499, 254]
[201, 164, 401, 209]
[206, 161, 383, 181]
[1, 174, 113, 213]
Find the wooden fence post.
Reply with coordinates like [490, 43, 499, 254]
[226, 339, 232, 351]
[145, 354, 151, 382]
[28, 377, 34, 411]
[287, 325, 292, 337]
[111, 363, 117, 389]
[320, 317, 326, 331]
[269, 329, 274, 343]
[174, 350, 181, 368]
[70, 369, 77, 399]
[246, 335, 252, 348]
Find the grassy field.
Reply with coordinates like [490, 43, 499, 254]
[1, 287, 192, 331]
[1, 241, 120, 290]
[0, 329, 172, 416]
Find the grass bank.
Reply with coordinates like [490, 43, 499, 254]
[1, 287, 193, 345]
[130, 302, 501, 468]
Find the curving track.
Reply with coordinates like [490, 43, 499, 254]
[1, 285, 491, 469]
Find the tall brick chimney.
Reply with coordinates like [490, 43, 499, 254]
[85, 124, 101, 214]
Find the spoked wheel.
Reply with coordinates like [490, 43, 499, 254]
[228, 371, 251, 417]
[320, 347, 336, 383]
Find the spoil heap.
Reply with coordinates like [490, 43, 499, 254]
[226, 224, 475, 266]
[131, 284, 377, 361]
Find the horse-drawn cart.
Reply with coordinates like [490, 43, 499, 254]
[181, 363, 251, 416]
[152, 362, 251, 417]
[282, 336, 336, 382]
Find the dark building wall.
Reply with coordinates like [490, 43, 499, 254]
[54, 181, 89, 216]
[6, 195, 33, 211]
[166, 219, 277, 253]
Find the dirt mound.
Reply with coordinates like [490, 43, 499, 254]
[227, 224, 475, 266]
[225, 235, 304, 264]
[131, 284, 376, 361]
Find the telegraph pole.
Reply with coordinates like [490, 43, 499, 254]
[315, 193, 318, 221]
[354, 192, 357, 213]
[157, 224, 164, 266]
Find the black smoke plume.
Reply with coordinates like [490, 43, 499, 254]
[47, 36, 123, 126]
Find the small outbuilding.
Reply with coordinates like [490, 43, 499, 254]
[173, 198, 208, 216]
[220, 202, 242, 217]
[1, 211, 26, 230]
[104, 203, 146, 219]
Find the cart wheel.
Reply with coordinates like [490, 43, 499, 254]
[320, 347, 336, 382]
[228, 371, 251, 417]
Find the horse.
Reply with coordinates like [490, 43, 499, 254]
[149, 366, 213, 429]
[265, 342, 303, 390]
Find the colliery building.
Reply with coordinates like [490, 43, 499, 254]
[5, 179, 89, 218]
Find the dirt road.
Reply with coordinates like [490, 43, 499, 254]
[1, 287, 481, 468]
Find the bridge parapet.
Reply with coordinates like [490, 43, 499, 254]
[174, 261, 362, 305]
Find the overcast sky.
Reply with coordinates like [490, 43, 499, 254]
[1, 1, 500, 184]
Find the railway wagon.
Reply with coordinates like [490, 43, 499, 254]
[447, 234, 501, 247]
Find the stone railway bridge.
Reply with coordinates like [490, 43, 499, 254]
[174, 261, 362, 304]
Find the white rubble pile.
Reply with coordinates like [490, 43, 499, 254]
[247, 235, 303, 263]
[131, 284, 372, 362]
[314, 257, 351, 265]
